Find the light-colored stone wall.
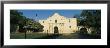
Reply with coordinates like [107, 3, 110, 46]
[39, 13, 78, 34]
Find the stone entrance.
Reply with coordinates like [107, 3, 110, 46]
[39, 13, 78, 34]
[54, 26, 59, 34]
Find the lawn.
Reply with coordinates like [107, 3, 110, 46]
[10, 32, 53, 39]
[10, 32, 101, 39]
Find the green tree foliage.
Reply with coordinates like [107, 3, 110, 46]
[25, 20, 44, 32]
[10, 10, 25, 32]
[10, 10, 44, 33]
[34, 22, 44, 32]
[80, 10, 101, 34]
[80, 10, 101, 27]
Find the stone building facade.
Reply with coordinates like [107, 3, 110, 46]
[39, 13, 78, 34]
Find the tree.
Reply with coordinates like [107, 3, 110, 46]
[10, 10, 44, 33]
[80, 10, 101, 34]
[10, 10, 25, 33]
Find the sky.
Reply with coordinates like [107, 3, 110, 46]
[18, 10, 82, 21]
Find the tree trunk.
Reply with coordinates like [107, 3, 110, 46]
[16, 25, 19, 33]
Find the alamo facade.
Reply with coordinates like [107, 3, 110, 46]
[39, 13, 78, 34]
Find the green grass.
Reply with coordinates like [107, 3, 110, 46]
[10, 32, 52, 39]
[10, 32, 101, 39]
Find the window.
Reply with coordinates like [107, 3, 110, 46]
[69, 26, 71, 28]
[43, 21, 44, 23]
[55, 20, 57, 23]
[69, 19, 70, 22]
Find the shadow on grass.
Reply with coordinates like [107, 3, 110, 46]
[78, 33, 101, 39]
[33, 34, 62, 39]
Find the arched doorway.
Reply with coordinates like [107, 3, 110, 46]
[54, 26, 59, 34]
[80, 28, 88, 34]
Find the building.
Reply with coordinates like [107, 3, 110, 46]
[39, 13, 78, 34]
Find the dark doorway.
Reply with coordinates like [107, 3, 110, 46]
[80, 28, 88, 34]
[54, 26, 59, 34]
